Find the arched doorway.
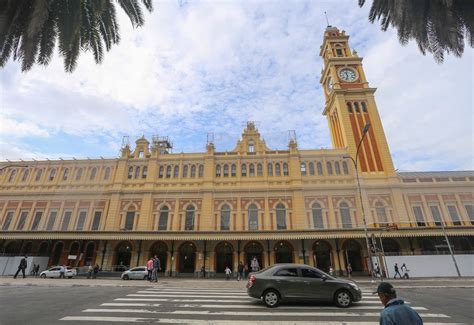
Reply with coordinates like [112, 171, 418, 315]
[150, 241, 168, 273]
[343, 240, 363, 272]
[313, 240, 332, 272]
[382, 238, 400, 255]
[84, 242, 96, 266]
[51, 242, 64, 266]
[38, 242, 50, 256]
[244, 241, 264, 270]
[115, 241, 132, 271]
[274, 241, 293, 263]
[178, 242, 196, 274]
[21, 241, 33, 255]
[4, 241, 20, 255]
[215, 242, 233, 274]
[421, 238, 435, 253]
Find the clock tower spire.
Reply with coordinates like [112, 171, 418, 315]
[320, 26, 395, 176]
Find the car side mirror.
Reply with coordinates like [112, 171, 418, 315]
[321, 275, 327, 281]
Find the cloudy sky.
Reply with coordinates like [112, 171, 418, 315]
[0, 0, 472, 171]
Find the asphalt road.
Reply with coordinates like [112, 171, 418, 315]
[0, 283, 472, 324]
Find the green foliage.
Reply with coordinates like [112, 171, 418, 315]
[359, 0, 474, 63]
[0, 0, 153, 72]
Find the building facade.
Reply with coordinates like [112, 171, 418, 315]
[1, 27, 473, 276]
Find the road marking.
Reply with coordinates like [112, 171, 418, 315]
[115, 298, 252, 302]
[138, 290, 249, 296]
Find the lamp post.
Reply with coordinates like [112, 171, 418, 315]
[343, 123, 375, 282]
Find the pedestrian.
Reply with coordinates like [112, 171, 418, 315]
[59, 265, 65, 279]
[373, 263, 382, 278]
[243, 264, 248, 279]
[237, 261, 244, 281]
[152, 255, 161, 282]
[329, 265, 334, 276]
[225, 266, 232, 280]
[146, 257, 154, 281]
[201, 265, 206, 278]
[375, 282, 422, 325]
[250, 256, 260, 272]
[401, 263, 409, 279]
[35, 264, 40, 276]
[13, 256, 28, 279]
[87, 264, 93, 279]
[31, 263, 36, 276]
[393, 263, 402, 279]
[93, 264, 99, 279]
[347, 263, 353, 279]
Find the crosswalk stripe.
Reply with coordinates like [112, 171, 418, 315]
[115, 298, 252, 302]
[137, 290, 249, 296]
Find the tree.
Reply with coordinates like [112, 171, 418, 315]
[0, 0, 153, 72]
[359, 0, 474, 63]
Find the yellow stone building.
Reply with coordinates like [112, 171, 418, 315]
[0, 27, 473, 276]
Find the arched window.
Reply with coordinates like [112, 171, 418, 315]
[185, 205, 195, 230]
[182, 165, 188, 178]
[241, 164, 247, 177]
[257, 163, 263, 176]
[248, 203, 258, 230]
[198, 165, 204, 177]
[166, 166, 172, 178]
[335, 162, 341, 175]
[216, 165, 221, 177]
[312, 203, 324, 228]
[35, 168, 43, 182]
[191, 165, 196, 177]
[275, 163, 281, 176]
[49, 168, 56, 181]
[220, 204, 231, 231]
[347, 102, 353, 113]
[142, 166, 148, 178]
[158, 206, 169, 230]
[248, 142, 254, 153]
[361, 102, 367, 112]
[354, 102, 360, 113]
[75, 168, 83, 181]
[173, 165, 179, 178]
[134, 166, 140, 179]
[276, 203, 287, 230]
[231, 164, 236, 177]
[62, 168, 69, 181]
[22, 169, 30, 182]
[128, 167, 133, 179]
[340, 202, 352, 229]
[342, 161, 349, 174]
[90, 167, 97, 180]
[124, 210, 135, 231]
[326, 162, 333, 175]
[301, 163, 307, 175]
[267, 163, 273, 176]
[283, 163, 289, 176]
[104, 167, 111, 180]
[223, 164, 229, 177]
[317, 162, 323, 175]
[249, 163, 255, 177]
[309, 162, 315, 175]
[158, 166, 164, 178]
[375, 201, 388, 224]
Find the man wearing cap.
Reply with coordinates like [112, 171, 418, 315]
[375, 282, 423, 325]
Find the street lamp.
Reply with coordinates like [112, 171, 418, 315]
[343, 123, 376, 282]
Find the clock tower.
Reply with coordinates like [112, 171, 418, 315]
[320, 26, 395, 176]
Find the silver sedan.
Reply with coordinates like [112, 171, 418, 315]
[121, 266, 148, 280]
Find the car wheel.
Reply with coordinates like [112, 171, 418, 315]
[123, 275, 129, 280]
[40, 274, 46, 279]
[263, 289, 280, 308]
[334, 289, 352, 308]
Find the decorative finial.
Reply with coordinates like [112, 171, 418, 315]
[324, 12, 330, 27]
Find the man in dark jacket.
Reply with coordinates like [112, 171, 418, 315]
[375, 282, 423, 325]
[152, 255, 161, 282]
[13, 256, 28, 279]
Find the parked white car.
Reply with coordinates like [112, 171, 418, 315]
[121, 266, 148, 280]
[40, 266, 77, 279]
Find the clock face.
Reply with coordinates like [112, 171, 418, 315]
[338, 68, 357, 82]
[327, 77, 333, 92]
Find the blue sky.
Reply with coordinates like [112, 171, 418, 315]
[0, 0, 472, 171]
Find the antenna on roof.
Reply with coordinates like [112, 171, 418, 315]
[324, 11, 331, 27]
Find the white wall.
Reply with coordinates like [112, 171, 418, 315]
[0, 256, 50, 276]
[381, 255, 474, 278]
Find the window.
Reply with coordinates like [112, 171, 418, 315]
[447, 205, 461, 225]
[61, 211, 72, 231]
[248, 203, 258, 230]
[158, 206, 169, 230]
[185, 205, 195, 230]
[347, 102, 353, 113]
[138, 151, 144, 158]
[340, 202, 352, 228]
[327, 162, 333, 175]
[134, 166, 140, 179]
[22, 169, 30, 182]
[231, 164, 236, 177]
[361, 102, 367, 112]
[249, 164, 255, 177]
[191, 165, 196, 177]
[354, 102, 360, 113]
[128, 167, 133, 179]
[76, 211, 87, 230]
[274, 268, 298, 277]
[166, 166, 171, 178]
[241, 164, 247, 177]
[276, 203, 287, 230]
[49, 168, 56, 181]
[124, 211, 135, 230]
[275, 163, 281, 176]
[317, 162, 323, 175]
[142, 166, 148, 179]
[91, 211, 102, 230]
[31, 211, 43, 230]
[35, 168, 43, 182]
[312, 203, 324, 229]
[248, 142, 254, 153]
[301, 268, 322, 278]
[198, 165, 204, 177]
[257, 163, 263, 176]
[62, 168, 69, 181]
[46, 211, 57, 230]
[216, 165, 221, 177]
[267, 163, 273, 176]
[90, 167, 97, 180]
[301, 163, 307, 175]
[158, 166, 164, 178]
[220, 204, 231, 231]
[430, 205, 443, 226]
[375, 201, 388, 224]
[283, 163, 289, 176]
[412, 206, 426, 226]
[309, 162, 315, 175]
[173, 166, 179, 178]
[104, 167, 111, 180]
[465, 204, 474, 225]
[335, 162, 341, 175]
[16, 211, 29, 230]
[223, 164, 229, 177]
[8, 169, 17, 183]
[336, 48, 343, 56]
[75, 168, 83, 181]
[183, 165, 188, 178]
[342, 161, 349, 174]
[2, 211, 14, 230]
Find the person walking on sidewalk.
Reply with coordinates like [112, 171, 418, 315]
[93, 264, 99, 279]
[373, 263, 382, 278]
[13, 256, 28, 279]
[146, 257, 154, 281]
[87, 264, 93, 279]
[375, 282, 422, 325]
[59, 265, 65, 279]
[347, 264, 353, 279]
[34, 264, 40, 276]
[237, 261, 244, 281]
[225, 266, 232, 280]
[243, 264, 248, 279]
[250, 256, 260, 272]
[401, 263, 409, 279]
[152, 255, 161, 282]
[393, 263, 402, 279]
